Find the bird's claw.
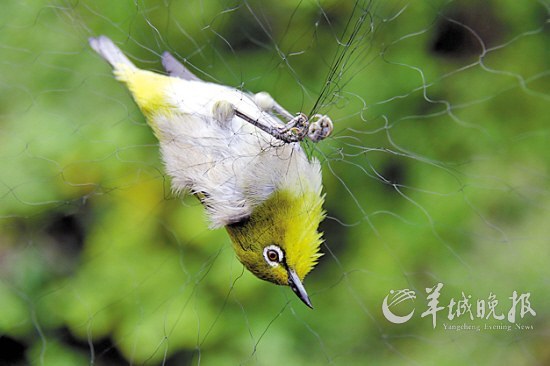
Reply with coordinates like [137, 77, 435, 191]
[307, 114, 333, 142]
[272, 113, 332, 143]
[279, 113, 308, 139]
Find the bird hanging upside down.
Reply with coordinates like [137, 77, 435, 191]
[89, 36, 332, 308]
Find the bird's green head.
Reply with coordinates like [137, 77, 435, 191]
[225, 189, 325, 308]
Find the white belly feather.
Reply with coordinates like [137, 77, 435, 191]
[156, 80, 321, 228]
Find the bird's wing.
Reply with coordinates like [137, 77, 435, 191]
[161, 52, 201, 81]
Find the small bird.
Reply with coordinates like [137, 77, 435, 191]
[89, 36, 332, 308]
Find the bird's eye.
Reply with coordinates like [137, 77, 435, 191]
[267, 250, 279, 261]
[263, 245, 284, 267]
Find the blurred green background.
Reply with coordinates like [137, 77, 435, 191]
[1, 0, 549, 365]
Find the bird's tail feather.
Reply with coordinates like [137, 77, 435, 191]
[89, 35, 174, 120]
[89, 36, 136, 69]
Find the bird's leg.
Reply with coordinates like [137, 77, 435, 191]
[234, 109, 305, 143]
[254, 91, 333, 142]
[213, 99, 291, 140]
[214, 93, 333, 143]
[253, 92, 310, 141]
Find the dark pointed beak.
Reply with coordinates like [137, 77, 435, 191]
[288, 268, 313, 309]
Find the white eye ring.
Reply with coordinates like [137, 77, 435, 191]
[263, 245, 284, 267]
